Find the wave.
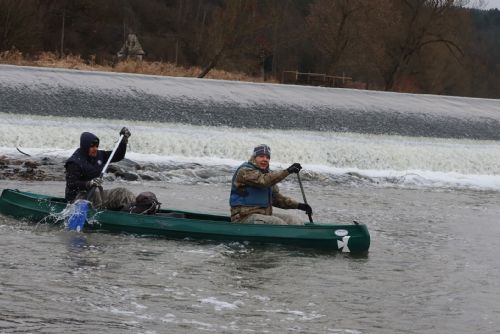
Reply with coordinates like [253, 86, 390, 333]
[1, 113, 500, 191]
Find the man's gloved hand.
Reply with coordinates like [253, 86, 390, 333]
[86, 177, 103, 189]
[297, 203, 312, 215]
[120, 127, 131, 139]
[286, 163, 302, 174]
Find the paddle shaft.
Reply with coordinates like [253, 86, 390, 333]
[101, 134, 125, 178]
[87, 134, 125, 199]
[297, 172, 313, 223]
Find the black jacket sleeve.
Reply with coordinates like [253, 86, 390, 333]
[102, 140, 127, 164]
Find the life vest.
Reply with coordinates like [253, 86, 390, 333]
[229, 162, 272, 208]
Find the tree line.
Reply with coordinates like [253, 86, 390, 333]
[1, 0, 499, 98]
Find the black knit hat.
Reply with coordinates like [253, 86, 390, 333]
[253, 144, 271, 158]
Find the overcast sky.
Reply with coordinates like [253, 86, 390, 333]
[470, 0, 500, 9]
[485, 0, 500, 8]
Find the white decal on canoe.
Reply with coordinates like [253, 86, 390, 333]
[337, 236, 351, 252]
[334, 229, 348, 237]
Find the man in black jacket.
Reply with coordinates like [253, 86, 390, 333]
[65, 127, 135, 210]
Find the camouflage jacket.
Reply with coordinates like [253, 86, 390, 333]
[230, 158, 299, 222]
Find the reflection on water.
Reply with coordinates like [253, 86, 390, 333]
[68, 234, 88, 251]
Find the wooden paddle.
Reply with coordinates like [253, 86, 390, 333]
[67, 134, 125, 231]
[297, 172, 313, 224]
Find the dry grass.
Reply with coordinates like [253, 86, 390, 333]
[0, 49, 275, 83]
[0, 48, 24, 64]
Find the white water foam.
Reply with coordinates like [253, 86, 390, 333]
[1, 112, 500, 190]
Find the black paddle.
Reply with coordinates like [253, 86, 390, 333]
[297, 172, 313, 224]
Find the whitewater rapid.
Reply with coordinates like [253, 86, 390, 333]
[1, 112, 500, 191]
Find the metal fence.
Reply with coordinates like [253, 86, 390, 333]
[282, 71, 352, 87]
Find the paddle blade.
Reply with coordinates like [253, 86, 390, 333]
[67, 200, 89, 232]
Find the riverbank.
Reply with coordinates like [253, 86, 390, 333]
[0, 49, 272, 83]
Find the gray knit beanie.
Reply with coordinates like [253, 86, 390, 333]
[253, 144, 271, 158]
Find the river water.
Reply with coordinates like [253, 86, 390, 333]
[1, 66, 500, 333]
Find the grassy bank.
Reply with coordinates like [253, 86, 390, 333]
[0, 49, 272, 83]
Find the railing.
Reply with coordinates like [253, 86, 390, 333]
[282, 70, 352, 87]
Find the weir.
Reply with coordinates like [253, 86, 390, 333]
[2, 65, 500, 140]
[2, 65, 500, 190]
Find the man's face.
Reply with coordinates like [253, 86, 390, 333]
[88, 144, 98, 157]
[255, 154, 270, 170]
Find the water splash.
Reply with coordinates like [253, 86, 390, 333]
[36, 199, 102, 230]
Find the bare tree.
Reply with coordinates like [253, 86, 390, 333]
[306, 0, 366, 74]
[0, 0, 40, 52]
[362, 0, 468, 91]
[197, 0, 261, 78]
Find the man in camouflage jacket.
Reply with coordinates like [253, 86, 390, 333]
[229, 144, 313, 225]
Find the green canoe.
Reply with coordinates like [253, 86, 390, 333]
[0, 189, 370, 253]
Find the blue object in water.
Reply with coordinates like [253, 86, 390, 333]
[67, 200, 89, 232]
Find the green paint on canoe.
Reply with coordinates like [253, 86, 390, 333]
[0, 189, 370, 253]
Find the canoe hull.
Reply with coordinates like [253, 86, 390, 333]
[0, 189, 370, 253]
